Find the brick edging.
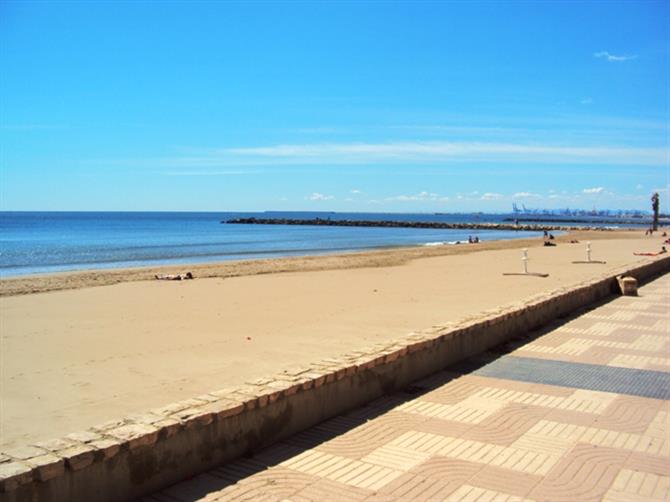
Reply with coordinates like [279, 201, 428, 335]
[2, 255, 668, 502]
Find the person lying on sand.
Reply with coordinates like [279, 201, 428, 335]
[155, 272, 194, 281]
[569, 239, 580, 243]
[544, 241, 556, 247]
[633, 247, 667, 257]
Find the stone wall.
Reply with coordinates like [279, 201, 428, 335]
[2, 256, 668, 502]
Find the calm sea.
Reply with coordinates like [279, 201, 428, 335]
[0, 211, 630, 277]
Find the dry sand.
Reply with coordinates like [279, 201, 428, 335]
[0, 230, 664, 448]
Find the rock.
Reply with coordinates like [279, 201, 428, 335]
[108, 423, 159, 450]
[25, 454, 65, 481]
[2, 445, 47, 461]
[0, 461, 32, 492]
[57, 444, 96, 471]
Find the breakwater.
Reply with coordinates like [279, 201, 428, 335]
[224, 217, 614, 232]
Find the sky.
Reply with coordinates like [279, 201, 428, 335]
[1, 1, 668, 213]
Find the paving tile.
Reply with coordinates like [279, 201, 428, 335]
[593, 395, 662, 433]
[541, 407, 599, 427]
[361, 444, 431, 471]
[603, 469, 670, 502]
[317, 422, 406, 460]
[462, 403, 549, 445]
[292, 477, 373, 501]
[411, 416, 475, 437]
[374, 471, 463, 501]
[474, 356, 670, 400]
[529, 443, 630, 502]
[408, 456, 482, 484]
[445, 484, 535, 502]
[624, 451, 670, 477]
[469, 464, 542, 497]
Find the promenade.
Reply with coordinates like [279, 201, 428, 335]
[146, 273, 669, 502]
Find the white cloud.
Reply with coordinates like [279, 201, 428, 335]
[583, 187, 605, 194]
[1, 123, 66, 131]
[350, 189, 362, 194]
[481, 192, 504, 200]
[222, 141, 667, 166]
[580, 98, 594, 105]
[306, 192, 334, 201]
[385, 191, 448, 202]
[594, 51, 637, 62]
[636, 184, 644, 190]
[160, 170, 256, 176]
[513, 192, 540, 198]
[292, 127, 340, 134]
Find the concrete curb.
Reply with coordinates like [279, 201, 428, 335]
[2, 255, 668, 502]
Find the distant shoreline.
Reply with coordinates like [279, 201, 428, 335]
[505, 216, 668, 225]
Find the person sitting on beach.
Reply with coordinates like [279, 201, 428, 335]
[544, 241, 556, 247]
[468, 235, 473, 243]
[633, 247, 667, 256]
[155, 272, 194, 281]
[474, 236, 480, 243]
[569, 239, 579, 243]
[549, 233, 555, 240]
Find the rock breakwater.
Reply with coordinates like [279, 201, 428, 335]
[224, 217, 615, 232]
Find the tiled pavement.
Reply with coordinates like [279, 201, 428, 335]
[145, 274, 669, 502]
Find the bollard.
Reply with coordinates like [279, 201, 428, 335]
[503, 248, 548, 277]
[617, 275, 638, 296]
[586, 242, 592, 262]
[522, 248, 529, 274]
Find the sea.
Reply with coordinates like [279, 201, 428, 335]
[0, 211, 648, 277]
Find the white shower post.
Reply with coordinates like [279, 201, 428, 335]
[522, 248, 529, 274]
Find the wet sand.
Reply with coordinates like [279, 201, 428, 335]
[0, 230, 663, 448]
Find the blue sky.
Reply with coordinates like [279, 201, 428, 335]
[1, 1, 668, 212]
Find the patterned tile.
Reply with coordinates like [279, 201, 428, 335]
[529, 444, 630, 502]
[474, 356, 670, 400]
[469, 465, 542, 497]
[462, 403, 549, 445]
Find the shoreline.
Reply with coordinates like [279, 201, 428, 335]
[0, 229, 640, 297]
[1, 229, 662, 449]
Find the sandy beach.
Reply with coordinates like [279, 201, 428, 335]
[0, 230, 664, 449]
